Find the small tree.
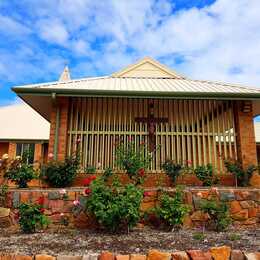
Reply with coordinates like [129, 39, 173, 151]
[115, 139, 153, 185]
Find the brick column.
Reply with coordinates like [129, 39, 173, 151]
[234, 101, 257, 168]
[48, 97, 69, 161]
[34, 143, 43, 163]
[8, 142, 16, 159]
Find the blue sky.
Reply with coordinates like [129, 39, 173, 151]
[0, 0, 260, 106]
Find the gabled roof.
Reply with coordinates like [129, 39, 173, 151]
[0, 102, 50, 141]
[112, 57, 183, 78]
[12, 57, 260, 121]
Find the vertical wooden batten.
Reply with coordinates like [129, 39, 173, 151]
[67, 98, 238, 173]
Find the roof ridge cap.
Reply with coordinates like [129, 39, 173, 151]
[187, 78, 260, 92]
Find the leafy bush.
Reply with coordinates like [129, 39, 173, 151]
[115, 140, 153, 185]
[4, 154, 37, 188]
[103, 167, 113, 181]
[224, 159, 256, 186]
[200, 198, 231, 231]
[162, 160, 183, 184]
[0, 184, 8, 207]
[192, 232, 206, 241]
[85, 166, 96, 174]
[194, 164, 218, 186]
[41, 154, 79, 188]
[228, 233, 241, 241]
[154, 186, 190, 230]
[84, 172, 143, 232]
[18, 200, 49, 233]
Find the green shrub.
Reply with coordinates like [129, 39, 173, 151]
[194, 164, 218, 186]
[192, 232, 206, 241]
[224, 159, 256, 186]
[4, 154, 37, 188]
[154, 186, 190, 230]
[115, 140, 153, 185]
[200, 198, 231, 231]
[228, 233, 241, 241]
[84, 173, 143, 232]
[18, 202, 49, 233]
[85, 166, 96, 174]
[41, 155, 79, 188]
[103, 167, 113, 181]
[0, 184, 8, 207]
[162, 160, 183, 184]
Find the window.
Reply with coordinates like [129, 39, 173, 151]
[16, 143, 35, 164]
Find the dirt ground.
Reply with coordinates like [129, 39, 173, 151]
[0, 226, 259, 255]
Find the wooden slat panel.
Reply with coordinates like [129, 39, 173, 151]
[67, 98, 237, 173]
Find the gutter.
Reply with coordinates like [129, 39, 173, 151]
[12, 87, 260, 100]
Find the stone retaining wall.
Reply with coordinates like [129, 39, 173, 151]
[2, 187, 260, 228]
[1, 247, 260, 259]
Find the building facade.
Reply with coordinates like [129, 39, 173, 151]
[13, 58, 260, 175]
[0, 102, 50, 163]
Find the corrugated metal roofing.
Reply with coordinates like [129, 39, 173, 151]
[0, 102, 50, 140]
[12, 57, 260, 97]
[14, 76, 260, 95]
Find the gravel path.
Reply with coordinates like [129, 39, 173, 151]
[0, 226, 259, 255]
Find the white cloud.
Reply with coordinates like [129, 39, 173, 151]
[37, 18, 69, 46]
[1, 0, 260, 92]
[0, 15, 31, 36]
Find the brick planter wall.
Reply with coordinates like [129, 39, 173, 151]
[3, 187, 260, 229]
[0, 173, 236, 188]
[1, 248, 260, 260]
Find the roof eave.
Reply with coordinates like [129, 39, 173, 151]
[12, 87, 260, 100]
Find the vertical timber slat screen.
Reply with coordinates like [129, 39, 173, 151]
[67, 98, 237, 173]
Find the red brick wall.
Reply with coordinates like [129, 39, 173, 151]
[234, 101, 257, 168]
[8, 142, 16, 159]
[34, 143, 43, 163]
[48, 97, 69, 161]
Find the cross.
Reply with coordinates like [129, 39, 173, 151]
[135, 100, 168, 151]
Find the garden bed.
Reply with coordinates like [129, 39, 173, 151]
[3, 187, 260, 229]
[0, 226, 259, 255]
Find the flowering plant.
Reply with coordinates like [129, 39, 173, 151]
[41, 151, 80, 188]
[18, 197, 49, 233]
[115, 139, 153, 185]
[162, 160, 183, 185]
[4, 153, 38, 188]
[82, 175, 96, 186]
[84, 170, 143, 232]
[59, 189, 68, 199]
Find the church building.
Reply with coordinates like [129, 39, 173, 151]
[12, 57, 260, 174]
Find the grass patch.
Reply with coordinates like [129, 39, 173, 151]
[192, 232, 206, 241]
[228, 233, 241, 241]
